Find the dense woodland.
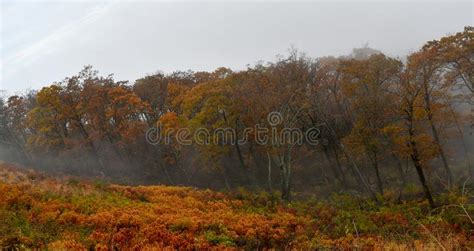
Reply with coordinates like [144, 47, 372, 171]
[0, 27, 473, 208]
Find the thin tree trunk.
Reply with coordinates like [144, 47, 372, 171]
[234, 143, 246, 169]
[423, 83, 454, 187]
[224, 113, 246, 170]
[411, 150, 436, 208]
[233, 122, 246, 170]
[281, 164, 292, 201]
[371, 151, 384, 196]
[321, 120, 376, 201]
[223, 167, 231, 190]
[394, 155, 407, 203]
[323, 145, 342, 183]
[246, 143, 259, 187]
[266, 151, 273, 191]
[427, 112, 454, 187]
[407, 114, 436, 208]
[446, 100, 472, 179]
[332, 146, 348, 186]
[275, 153, 292, 201]
[341, 145, 379, 203]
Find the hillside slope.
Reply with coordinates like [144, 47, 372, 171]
[0, 163, 472, 250]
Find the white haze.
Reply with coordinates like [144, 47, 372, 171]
[1, 1, 473, 93]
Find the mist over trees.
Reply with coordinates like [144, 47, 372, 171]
[0, 27, 472, 207]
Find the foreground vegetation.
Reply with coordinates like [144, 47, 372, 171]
[0, 163, 472, 250]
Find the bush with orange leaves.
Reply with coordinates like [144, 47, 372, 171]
[0, 164, 472, 250]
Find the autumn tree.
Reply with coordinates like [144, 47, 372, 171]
[408, 47, 455, 187]
[339, 54, 402, 196]
[234, 51, 316, 200]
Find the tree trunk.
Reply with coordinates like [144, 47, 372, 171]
[374, 163, 384, 196]
[427, 112, 454, 187]
[407, 117, 436, 208]
[234, 143, 246, 169]
[266, 151, 273, 191]
[275, 153, 292, 201]
[332, 146, 348, 187]
[280, 163, 292, 201]
[323, 145, 342, 183]
[394, 155, 407, 203]
[341, 145, 379, 203]
[371, 151, 384, 196]
[224, 114, 246, 170]
[411, 151, 436, 209]
[446, 101, 473, 179]
[423, 82, 454, 187]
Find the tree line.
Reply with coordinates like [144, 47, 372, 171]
[0, 27, 472, 207]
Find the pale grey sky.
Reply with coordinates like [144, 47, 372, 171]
[1, 1, 473, 94]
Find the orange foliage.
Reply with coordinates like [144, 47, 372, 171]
[0, 164, 472, 250]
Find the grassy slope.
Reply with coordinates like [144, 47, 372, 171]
[0, 163, 472, 250]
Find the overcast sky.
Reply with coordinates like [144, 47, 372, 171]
[1, 1, 472, 94]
